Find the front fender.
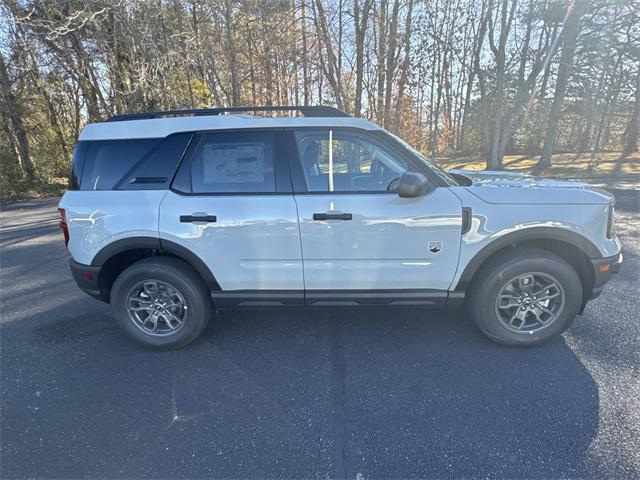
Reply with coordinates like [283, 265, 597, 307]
[453, 225, 602, 292]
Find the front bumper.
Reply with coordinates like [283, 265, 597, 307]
[69, 258, 106, 302]
[588, 251, 623, 300]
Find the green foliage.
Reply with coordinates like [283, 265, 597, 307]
[0, 150, 65, 201]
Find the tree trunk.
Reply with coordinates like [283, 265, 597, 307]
[0, 53, 34, 180]
[382, 0, 400, 129]
[623, 63, 640, 156]
[223, 0, 241, 106]
[375, 1, 387, 124]
[486, 0, 517, 170]
[68, 34, 102, 121]
[461, 0, 489, 151]
[537, 0, 587, 171]
[394, 0, 415, 130]
[313, 0, 345, 110]
[301, 0, 310, 106]
[354, 0, 372, 117]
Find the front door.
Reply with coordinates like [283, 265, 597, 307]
[290, 129, 462, 304]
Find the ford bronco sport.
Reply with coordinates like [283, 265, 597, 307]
[58, 106, 622, 348]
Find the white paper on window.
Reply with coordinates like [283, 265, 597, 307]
[201, 143, 265, 183]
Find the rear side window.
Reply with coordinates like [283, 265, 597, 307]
[68, 142, 88, 190]
[118, 133, 192, 190]
[78, 134, 191, 191]
[186, 131, 276, 194]
[80, 139, 160, 190]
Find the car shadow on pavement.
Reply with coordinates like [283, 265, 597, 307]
[1, 300, 600, 479]
[197, 307, 600, 479]
[314, 308, 600, 478]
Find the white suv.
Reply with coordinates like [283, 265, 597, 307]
[58, 106, 622, 348]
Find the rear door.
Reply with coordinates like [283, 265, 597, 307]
[290, 128, 463, 304]
[159, 129, 304, 300]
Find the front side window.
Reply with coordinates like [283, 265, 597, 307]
[380, 130, 459, 186]
[189, 131, 276, 194]
[295, 130, 408, 192]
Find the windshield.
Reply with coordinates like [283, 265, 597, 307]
[384, 131, 459, 186]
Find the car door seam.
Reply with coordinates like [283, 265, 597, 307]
[292, 194, 307, 297]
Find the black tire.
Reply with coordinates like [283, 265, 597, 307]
[467, 247, 582, 346]
[110, 257, 212, 349]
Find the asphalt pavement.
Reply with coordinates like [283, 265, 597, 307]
[1, 181, 638, 479]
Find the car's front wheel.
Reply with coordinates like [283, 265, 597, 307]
[110, 257, 212, 349]
[467, 247, 582, 346]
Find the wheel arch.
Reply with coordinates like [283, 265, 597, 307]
[91, 237, 220, 302]
[455, 227, 600, 301]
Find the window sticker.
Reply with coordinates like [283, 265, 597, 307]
[201, 142, 265, 183]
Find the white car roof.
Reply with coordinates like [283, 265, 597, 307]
[79, 115, 381, 141]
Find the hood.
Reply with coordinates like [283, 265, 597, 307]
[450, 169, 614, 205]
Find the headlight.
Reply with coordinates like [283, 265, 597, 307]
[607, 205, 615, 239]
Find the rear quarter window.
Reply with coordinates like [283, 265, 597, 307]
[118, 133, 192, 190]
[78, 133, 191, 191]
[80, 139, 160, 190]
[68, 142, 88, 190]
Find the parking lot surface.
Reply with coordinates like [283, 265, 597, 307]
[1, 181, 638, 479]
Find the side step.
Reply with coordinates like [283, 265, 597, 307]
[210, 289, 465, 308]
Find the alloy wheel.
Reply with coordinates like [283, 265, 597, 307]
[494, 272, 565, 334]
[126, 279, 188, 336]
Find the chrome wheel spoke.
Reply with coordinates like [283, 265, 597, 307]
[530, 308, 546, 325]
[532, 285, 551, 297]
[509, 310, 525, 329]
[129, 305, 152, 312]
[498, 294, 521, 309]
[533, 284, 560, 302]
[126, 279, 187, 337]
[164, 301, 183, 309]
[142, 312, 159, 332]
[535, 292, 560, 302]
[162, 310, 183, 330]
[495, 272, 565, 334]
[534, 304, 557, 322]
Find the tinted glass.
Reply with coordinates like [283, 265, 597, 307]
[119, 133, 192, 190]
[190, 132, 276, 193]
[295, 130, 408, 192]
[68, 142, 88, 190]
[80, 139, 160, 190]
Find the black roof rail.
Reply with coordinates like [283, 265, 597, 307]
[106, 105, 350, 122]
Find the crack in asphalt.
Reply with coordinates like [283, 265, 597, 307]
[329, 318, 348, 480]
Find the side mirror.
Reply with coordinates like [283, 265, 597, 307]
[397, 171, 430, 198]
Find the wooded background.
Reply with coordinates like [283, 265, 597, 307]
[1, 0, 639, 199]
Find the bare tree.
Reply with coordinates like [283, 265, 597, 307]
[353, 0, 373, 116]
[537, 0, 588, 171]
[0, 52, 34, 180]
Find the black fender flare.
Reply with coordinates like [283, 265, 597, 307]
[91, 236, 220, 290]
[454, 227, 602, 292]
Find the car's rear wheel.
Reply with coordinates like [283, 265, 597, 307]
[467, 247, 582, 346]
[110, 257, 212, 349]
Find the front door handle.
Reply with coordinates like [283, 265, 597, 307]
[180, 214, 217, 223]
[313, 212, 353, 221]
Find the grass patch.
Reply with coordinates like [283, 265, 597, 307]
[437, 152, 640, 179]
[1, 176, 66, 202]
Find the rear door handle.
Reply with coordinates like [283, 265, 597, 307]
[313, 212, 353, 221]
[180, 215, 217, 223]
